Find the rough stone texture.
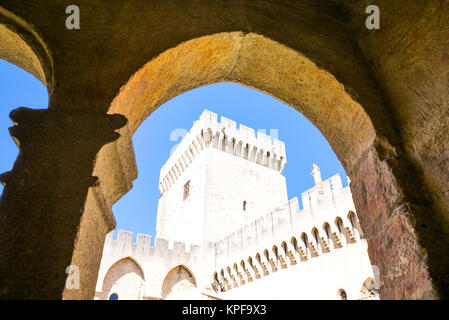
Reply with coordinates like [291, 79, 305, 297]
[100, 258, 145, 300]
[0, 1, 447, 299]
[0, 24, 45, 84]
[109, 32, 377, 172]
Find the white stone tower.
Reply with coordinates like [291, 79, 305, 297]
[155, 110, 288, 246]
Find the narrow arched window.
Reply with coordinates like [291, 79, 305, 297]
[336, 217, 344, 233]
[301, 233, 308, 247]
[243, 201, 247, 211]
[244, 144, 249, 159]
[281, 241, 288, 256]
[272, 246, 279, 259]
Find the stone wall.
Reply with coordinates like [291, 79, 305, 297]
[99, 257, 145, 300]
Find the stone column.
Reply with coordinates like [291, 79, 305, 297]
[0, 107, 128, 299]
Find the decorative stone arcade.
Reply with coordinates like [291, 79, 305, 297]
[0, 1, 448, 299]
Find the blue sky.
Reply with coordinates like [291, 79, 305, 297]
[0, 59, 348, 243]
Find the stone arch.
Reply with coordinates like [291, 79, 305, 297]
[161, 265, 198, 300]
[300, 232, 309, 247]
[338, 289, 347, 300]
[263, 249, 270, 260]
[231, 137, 237, 154]
[100, 257, 145, 300]
[335, 216, 351, 246]
[281, 241, 288, 255]
[108, 32, 376, 172]
[323, 222, 332, 239]
[311, 227, 323, 254]
[272, 245, 279, 260]
[102, 33, 408, 296]
[348, 210, 364, 239]
[0, 2, 446, 301]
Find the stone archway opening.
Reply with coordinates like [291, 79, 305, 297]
[98, 31, 385, 296]
[99, 257, 145, 300]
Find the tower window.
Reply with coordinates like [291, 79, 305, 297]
[243, 201, 246, 211]
[183, 180, 190, 200]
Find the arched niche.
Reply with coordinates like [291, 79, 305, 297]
[100, 257, 145, 300]
[161, 265, 198, 300]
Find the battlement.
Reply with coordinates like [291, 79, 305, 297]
[212, 174, 355, 263]
[209, 172, 369, 298]
[159, 110, 287, 194]
[103, 230, 201, 262]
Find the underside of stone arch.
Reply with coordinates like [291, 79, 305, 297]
[105, 32, 443, 299]
[0, 7, 52, 88]
[109, 32, 376, 171]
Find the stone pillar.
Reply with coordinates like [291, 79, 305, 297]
[0, 107, 128, 299]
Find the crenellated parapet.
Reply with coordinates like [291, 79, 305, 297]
[211, 173, 366, 288]
[159, 110, 287, 194]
